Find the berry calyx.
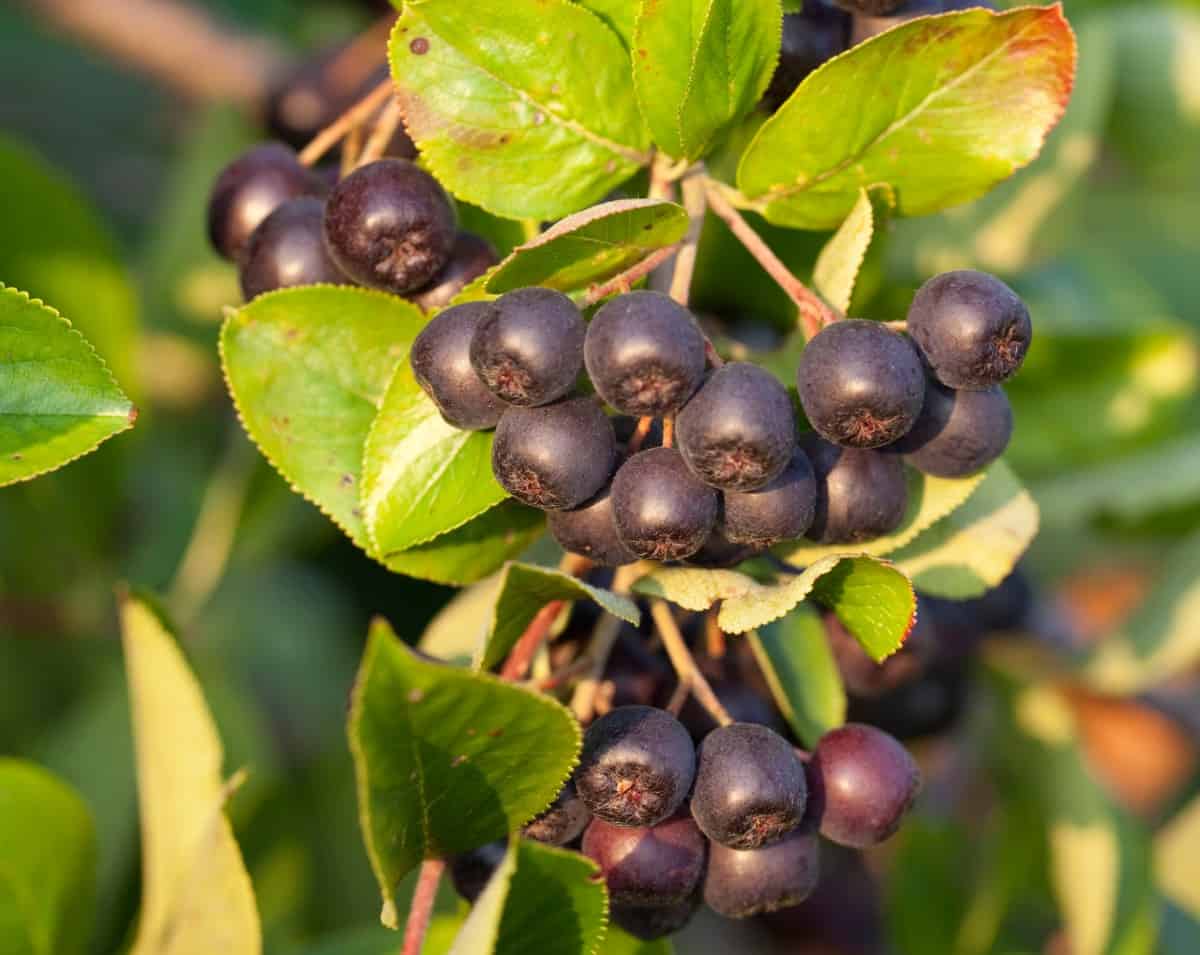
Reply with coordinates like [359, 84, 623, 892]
[802, 434, 908, 544]
[611, 447, 720, 562]
[703, 828, 820, 919]
[410, 302, 506, 431]
[723, 449, 818, 548]
[889, 380, 1012, 477]
[238, 197, 350, 301]
[548, 484, 638, 567]
[582, 814, 707, 906]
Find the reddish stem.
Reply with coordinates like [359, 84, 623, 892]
[625, 416, 654, 457]
[662, 417, 675, 449]
[298, 79, 392, 167]
[499, 600, 565, 682]
[585, 245, 679, 304]
[704, 338, 725, 369]
[402, 858, 446, 955]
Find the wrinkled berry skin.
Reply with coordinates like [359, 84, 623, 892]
[585, 291, 707, 417]
[239, 197, 349, 301]
[410, 302, 506, 431]
[208, 143, 324, 262]
[691, 723, 808, 850]
[612, 448, 719, 562]
[548, 485, 638, 567]
[763, 3, 851, 111]
[801, 434, 907, 544]
[410, 232, 499, 312]
[582, 815, 707, 905]
[724, 449, 818, 547]
[523, 780, 592, 846]
[323, 158, 456, 293]
[470, 288, 585, 407]
[575, 705, 696, 828]
[907, 269, 1031, 390]
[492, 398, 615, 510]
[889, 381, 1012, 477]
[677, 363, 797, 492]
[798, 320, 926, 449]
[611, 896, 699, 941]
[703, 828, 820, 919]
[449, 840, 507, 903]
[808, 723, 921, 848]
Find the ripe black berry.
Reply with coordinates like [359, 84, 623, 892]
[798, 320, 925, 449]
[723, 449, 818, 548]
[691, 723, 807, 850]
[548, 485, 637, 567]
[703, 828, 820, 919]
[851, 0, 997, 42]
[907, 270, 1032, 389]
[449, 840, 506, 903]
[410, 233, 499, 312]
[889, 381, 1012, 477]
[492, 397, 615, 510]
[410, 302, 506, 431]
[523, 780, 591, 846]
[677, 363, 797, 492]
[808, 723, 921, 848]
[238, 197, 349, 301]
[323, 158, 456, 293]
[582, 815, 706, 905]
[834, 0, 905, 12]
[575, 705, 696, 828]
[207, 143, 324, 262]
[763, 3, 851, 111]
[611, 448, 719, 562]
[611, 896, 699, 941]
[584, 291, 707, 417]
[802, 434, 908, 544]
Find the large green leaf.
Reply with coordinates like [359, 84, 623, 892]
[736, 6, 1077, 229]
[0, 759, 96, 955]
[632, 0, 781, 160]
[389, 0, 651, 220]
[485, 199, 688, 295]
[349, 619, 580, 926]
[220, 286, 425, 551]
[574, 0, 637, 48]
[0, 286, 135, 487]
[812, 187, 892, 314]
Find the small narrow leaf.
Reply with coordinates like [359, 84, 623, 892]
[812, 187, 892, 313]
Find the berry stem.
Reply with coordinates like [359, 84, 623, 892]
[704, 338, 726, 369]
[584, 245, 680, 305]
[661, 417, 675, 449]
[500, 552, 592, 682]
[667, 172, 707, 306]
[625, 416, 655, 457]
[341, 124, 365, 178]
[649, 599, 734, 727]
[357, 96, 404, 168]
[701, 179, 837, 339]
[570, 563, 641, 722]
[401, 858, 445, 955]
[648, 152, 678, 201]
[297, 79, 392, 167]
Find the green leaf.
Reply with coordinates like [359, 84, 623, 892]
[349, 619, 581, 926]
[220, 286, 425, 552]
[736, 6, 1077, 229]
[485, 199, 688, 295]
[749, 605, 845, 747]
[448, 839, 606, 955]
[891, 461, 1039, 600]
[474, 561, 640, 671]
[812, 187, 892, 313]
[574, 0, 637, 48]
[632, 0, 781, 160]
[120, 595, 261, 955]
[389, 0, 651, 220]
[421, 576, 508, 668]
[0, 759, 96, 955]
[0, 285, 135, 487]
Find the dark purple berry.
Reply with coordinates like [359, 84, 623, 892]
[703, 828, 820, 919]
[681, 680, 785, 740]
[763, 3, 852, 110]
[889, 381, 1012, 477]
[611, 448, 719, 562]
[450, 840, 507, 903]
[907, 269, 1031, 389]
[724, 449, 818, 547]
[523, 780, 591, 846]
[677, 363, 797, 492]
[585, 291, 707, 417]
[684, 527, 761, 569]
[826, 610, 929, 699]
[582, 815, 707, 905]
[575, 705, 696, 828]
[851, 0, 998, 43]
[238, 197, 349, 300]
[691, 723, 807, 850]
[548, 485, 637, 567]
[802, 434, 908, 544]
[492, 398, 615, 510]
[834, 0, 905, 12]
[808, 723, 920, 848]
[207, 142, 324, 262]
[410, 302, 506, 431]
[410, 233, 499, 312]
[323, 158, 456, 293]
[611, 896, 699, 941]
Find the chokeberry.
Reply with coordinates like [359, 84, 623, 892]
[611, 896, 699, 941]
[677, 363, 797, 492]
[834, 0, 905, 12]
[548, 484, 638, 567]
[410, 301, 506, 431]
[492, 397, 615, 510]
[703, 828, 820, 919]
[323, 158, 456, 293]
[889, 381, 1012, 477]
[470, 287, 585, 407]
[808, 723, 921, 848]
[851, 0, 997, 42]
[585, 291, 707, 417]
[207, 142, 324, 262]
[238, 197, 349, 301]
[449, 840, 507, 903]
[826, 610, 929, 699]
[907, 270, 1031, 389]
[763, 3, 851, 111]
[723, 449, 818, 548]
[684, 527, 761, 569]
[681, 680, 785, 740]
[691, 723, 807, 850]
[575, 705, 696, 828]
[582, 814, 707, 905]
[410, 233, 499, 312]
[523, 780, 591, 846]
[802, 434, 908, 544]
[611, 448, 720, 562]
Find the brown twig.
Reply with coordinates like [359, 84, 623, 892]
[702, 180, 837, 339]
[665, 674, 692, 716]
[705, 612, 727, 660]
[584, 245, 681, 305]
[648, 152, 678, 201]
[341, 124, 365, 178]
[401, 859, 445, 955]
[357, 96, 404, 168]
[662, 417, 675, 449]
[650, 600, 733, 727]
[298, 79, 392, 167]
[668, 172, 707, 306]
[570, 564, 642, 722]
